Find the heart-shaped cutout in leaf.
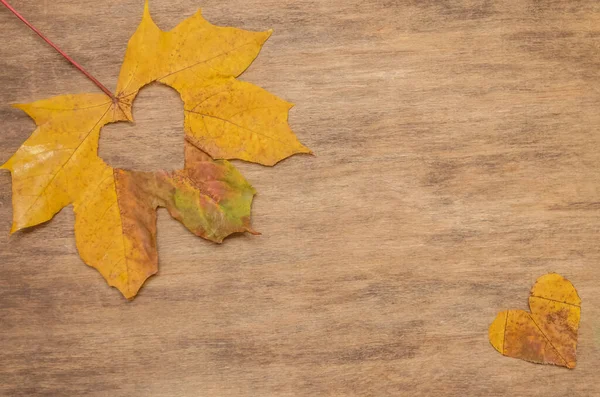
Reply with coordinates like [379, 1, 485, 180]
[1, 1, 311, 299]
[489, 273, 581, 369]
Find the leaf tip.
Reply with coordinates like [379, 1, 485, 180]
[263, 29, 274, 43]
[247, 227, 261, 236]
[114, 270, 156, 300]
[9, 223, 20, 235]
[143, 0, 151, 18]
[301, 145, 314, 155]
[293, 143, 314, 158]
[11, 103, 37, 121]
[254, 29, 273, 46]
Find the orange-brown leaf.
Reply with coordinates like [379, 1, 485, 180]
[489, 273, 581, 368]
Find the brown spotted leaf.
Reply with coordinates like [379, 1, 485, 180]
[72, 142, 256, 299]
[489, 273, 581, 369]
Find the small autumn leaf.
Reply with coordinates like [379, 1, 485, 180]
[1, 1, 310, 299]
[489, 273, 581, 369]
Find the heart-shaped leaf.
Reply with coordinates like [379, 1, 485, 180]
[489, 273, 581, 369]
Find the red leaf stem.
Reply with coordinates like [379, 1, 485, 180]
[1, 0, 116, 101]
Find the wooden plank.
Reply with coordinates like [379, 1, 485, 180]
[1, 0, 599, 395]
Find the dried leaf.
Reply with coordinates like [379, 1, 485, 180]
[116, 2, 311, 166]
[2, 1, 308, 298]
[489, 273, 581, 369]
[73, 141, 256, 298]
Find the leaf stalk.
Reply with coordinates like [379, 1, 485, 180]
[0, 0, 117, 101]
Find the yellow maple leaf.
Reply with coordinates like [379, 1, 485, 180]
[1, 1, 309, 299]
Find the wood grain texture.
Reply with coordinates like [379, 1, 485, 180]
[2, 0, 600, 395]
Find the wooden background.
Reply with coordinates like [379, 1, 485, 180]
[2, 0, 600, 395]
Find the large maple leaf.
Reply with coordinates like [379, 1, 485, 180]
[1, 1, 310, 299]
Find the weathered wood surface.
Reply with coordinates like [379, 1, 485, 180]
[2, 0, 600, 395]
